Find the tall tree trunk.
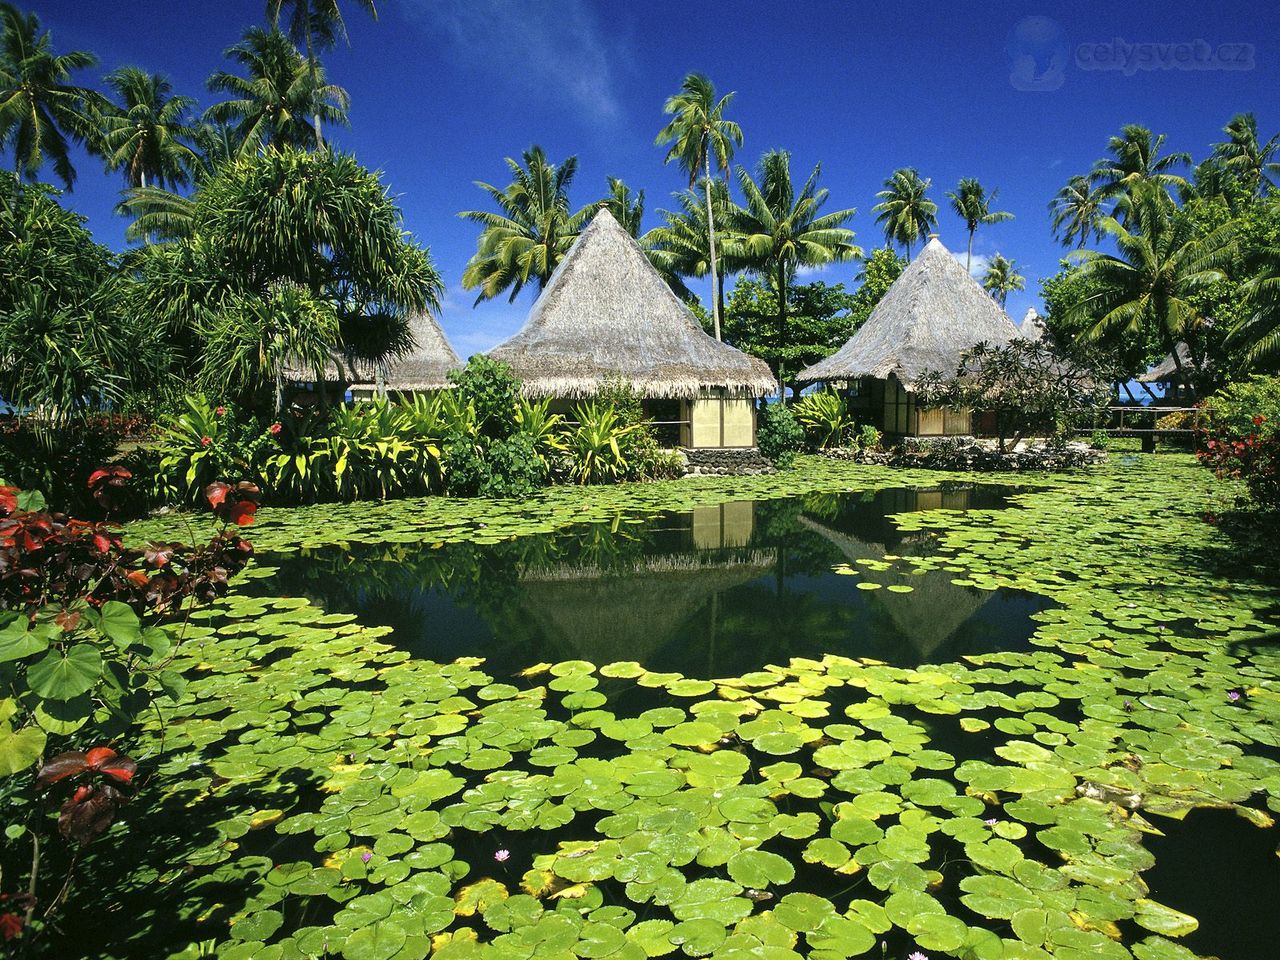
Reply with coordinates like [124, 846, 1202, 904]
[966, 229, 974, 273]
[274, 369, 284, 416]
[776, 265, 788, 402]
[717, 271, 726, 335]
[703, 150, 722, 341]
[305, 30, 324, 150]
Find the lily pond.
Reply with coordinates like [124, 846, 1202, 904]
[79, 455, 1280, 960]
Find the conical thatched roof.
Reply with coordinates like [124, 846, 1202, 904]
[1020, 308, 1049, 342]
[488, 208, 777, 399]
[351, 312, 461, 392]
[797, 236, 1022, 389]
[285, 312, 460, 390]
[1137, 342, 1200, 383]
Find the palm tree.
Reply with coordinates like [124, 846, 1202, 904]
[655, 73, 742, 341]
[1212, 112, 1280, 197]
[603, 176, 644, 237]
[981, 254, 1024, 307]
[459, 145, 593, 303]
[642, 180, 734, 309]
[725, 150, 860, 397]
[266, 0, 377, 148]
[205, 27, 349, 157]
[1091, 124, 1190, 219]
[946, 178, 1013, 272]
[1070, 183, 1236, 398]
[97, 67, 198, 191]
[872, 168, 937, 259]
[1049, 175, 1106, 248]
[116, 121, 239, 243]
[0, 3, 100, 188]
[1230, 248, 1280, 370]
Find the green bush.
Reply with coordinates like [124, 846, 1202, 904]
[154, 396, 265, 505]
[0, 417, 126, 515]
[441, 434, 490, 497]
[757, 403, 805, 467]
[793, 390, 857, 448]
[448, 356, 521, 440]
[1089, 429, 1112, 451]
[566, 402, 641, 484]
[855, 423, 883, 451]
[482, 433, 549, 498]
[1200, 376, 1280, 508]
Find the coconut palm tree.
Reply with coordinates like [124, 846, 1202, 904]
[97, 67, 198, 191]
[1212, 112, 1280, 197]
[946, 178, 1013, 273]
[642, 180, 733, 310]
[459, 145, 593, 303]
[981, 254, 1024, 307]
[205, 27, 349, 158]
[1229, 248, 1280, 370]
[603, 176, 644, 237]
[0, 3, 101, 188]
[1049, 175, 1105, 249]
[1070, 183, 1236, 398]
[1091, 124, 1189, 220]
[655, 73, 742, 341]
[266, 0, 377, 148]
[725, 149, 860, 397]
[872, 168, 937, 259]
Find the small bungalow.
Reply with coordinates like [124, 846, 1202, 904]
[1136, 342, 1202, 401]
[286, 312, 460, 402]
[487, 207, 777, 449]
[796, 236, 1022, 437]
[349, 312, 462, 399]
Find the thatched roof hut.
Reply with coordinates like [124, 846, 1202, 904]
[285, 312, 460, 394]
[351, 312, 461, 394]
[489, 208, 776, 400]
[797, 236, 1021, 390]
[1137, 341, 1197, 384]
[1020, 308, 1050, 343]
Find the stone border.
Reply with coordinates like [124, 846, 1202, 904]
[822, 438, 1105, 472]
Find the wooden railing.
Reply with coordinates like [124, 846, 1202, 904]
[1073, 405, 1206, 435]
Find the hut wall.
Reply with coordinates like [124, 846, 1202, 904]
[692, 501, 755, 550]
[688, 392, 757, 449]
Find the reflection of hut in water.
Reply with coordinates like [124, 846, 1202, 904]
[514, 501, 764, 664]
[798, 515, 992, 660]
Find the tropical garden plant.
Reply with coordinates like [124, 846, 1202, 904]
[792, 389, 857, 448]
[1198, 375, 1280, 509]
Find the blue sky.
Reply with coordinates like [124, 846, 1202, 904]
[28, 0, 1280, 358]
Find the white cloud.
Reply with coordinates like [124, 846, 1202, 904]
[952, 250, 991, 278]
[795, 262, 833, 278]
[399, 0, 621, 122]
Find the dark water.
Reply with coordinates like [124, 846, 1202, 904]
[250, 484, 1054, 677]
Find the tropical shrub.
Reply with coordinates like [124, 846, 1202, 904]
[514, 397, 566, 466]
[856, 423, 883, 450]
[757, 403, 805, 467]
[566, 402, 640, 484]
[441, 434, 490, 497]
[0, 477, 256, 948]
[154, 396, 267, 505]
[0, 417, 126, 515]
[1199, 376, 1280, 508]
[449, 356, 521, 440]
[793, 389, 857, 448]
[482, 433, 549, 498]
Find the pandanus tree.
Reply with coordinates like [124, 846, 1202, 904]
[97, 67, 198, 191]
[459, 145, 593, 303]
[267, 0, 376, 148]
[1050, 175, 1106, 249]
[0, 3, 101, 189]
[1069, 183, 1236, 399]
[981, 253, 1025, 307]
[946, 177, 1013, 272]
[131, 147, 442, 411]
[655, 73, 742, 341]
[205, 28, 349, 158]
[872, 167, 937, 259]
[725, 149, 860, 397]
[1212, 112, 1280, 197]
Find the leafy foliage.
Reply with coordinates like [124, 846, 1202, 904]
[1199, 376, 1280, 508]
[916, 339, 1110, 452]
[756, 403, 804, 467]
[792, 389, 857, 448]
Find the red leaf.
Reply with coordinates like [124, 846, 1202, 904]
[228, 501, 257, 527]
[99, 757, 137, 785]
[58, 782, 126, 846]
[85, 747, 118, 770]
[205, 482, 230, 509]
[92, 533, 113, 554]
[36, 752, 90, 790]
[126, 569, 149, 587]
[54, 610, 81, 632]
[87, 469, 110, 488]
